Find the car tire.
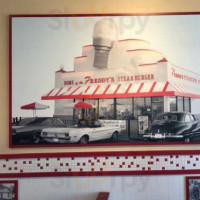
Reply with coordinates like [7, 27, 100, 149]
[79, 136, 89, 144]
[32, 133, 41, 144]
[111, 132, 118, 142]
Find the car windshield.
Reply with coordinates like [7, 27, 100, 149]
[156, 114, 182, 122]
[26, 118, 49, 125]
[18, 118, 35, 125]
[77, 119, 103, 128]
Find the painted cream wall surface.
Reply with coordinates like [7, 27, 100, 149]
[1, 0, 200, 154]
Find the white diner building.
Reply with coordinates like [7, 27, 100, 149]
[41, 19, 200, 135]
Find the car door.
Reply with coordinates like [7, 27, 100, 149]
[184, 114, 194, 131]
[188, 114, 198, 131]
[89, 121, 109, 141]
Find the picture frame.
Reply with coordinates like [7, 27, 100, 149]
[186, 176, 200, 200]
[0, 180, 18, 200]
[10, 13, 200, 148]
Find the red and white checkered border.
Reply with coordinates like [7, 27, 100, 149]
[0, 151, 200, 177]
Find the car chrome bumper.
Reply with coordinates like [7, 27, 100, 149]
[143, 133, 184, 139]
[42, 137, 73, 144]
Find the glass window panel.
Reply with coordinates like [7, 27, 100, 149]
[116, 98, 133, 120]
[134, 98, 145, 119]
[99, 99, 114, 119]
[144, 97, 152, 120]
[40, 119, 51, 126]
[170, 97, 177, 111]
[74, 99, 83, 119]
[177, 97, 184, 112]
[84, 99, 98, 109]
[152, 97, 164, 103]
[190, 114, 195, 121]
[185, 115, 191, 123]
[152, 102, 164, 121]
[84, 99, 98, 119]
[50, 118, 64, 126]
[184, 97, 190, 112]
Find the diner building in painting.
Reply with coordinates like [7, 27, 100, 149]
[42, 19, 200, 137]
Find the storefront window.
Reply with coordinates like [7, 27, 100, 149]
[170, 97, 177, 111]
[152, 97, 164, 121]
[99, 99, 114, 119]
[144, 97, 152, 120]
[152, 97, 164, 103]
[116, 98, 133, 120]
[133, 98, 152, 120]
[134, 98, 145, 119]
[74, 99, 83, 119]
[184, 97, 190, 112]
[177, 97, 184, 112]
[84, 99, 98, 119]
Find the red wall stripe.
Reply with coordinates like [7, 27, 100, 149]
[41, 91, 177, 100]
[103, 85, 111, 94]
[84, 86, 90, 93]
[136, 83, 144, 93]
[93, 85, 100, 95]
[46, 89, 54, 97]
[59, 87, 72, 96]
[114, 84, 121, 94]
[125, 83, 132, 93]
[149, 82, 157, 93]
[69, 86, 81, 95]
[55, 88, 63, 96]
[162, 81, 169, 92]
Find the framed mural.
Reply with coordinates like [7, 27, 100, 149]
[186, 176, 200, 200]
[0, 180, 18, 200]
[10, 13, 200, 148]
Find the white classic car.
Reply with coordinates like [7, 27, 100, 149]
[40, 120, 121, 144]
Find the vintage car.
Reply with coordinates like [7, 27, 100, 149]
[40, 119, 121, 144]
[143, 112, 200, 142]
[12, 117, 66, 144]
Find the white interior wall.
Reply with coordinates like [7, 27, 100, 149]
[0, 175, 191, 200]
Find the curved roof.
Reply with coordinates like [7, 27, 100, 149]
[118, 39, 149, 44]
[127, 49, 162, 54]
[74, 56, 87, 60]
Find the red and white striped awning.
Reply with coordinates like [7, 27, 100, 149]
[41, 81, 200, 100]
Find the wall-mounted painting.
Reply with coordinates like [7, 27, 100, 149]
[10, 13, 200, 148]
[0, 180, 18, 200]
[186, 176, 200, 200]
